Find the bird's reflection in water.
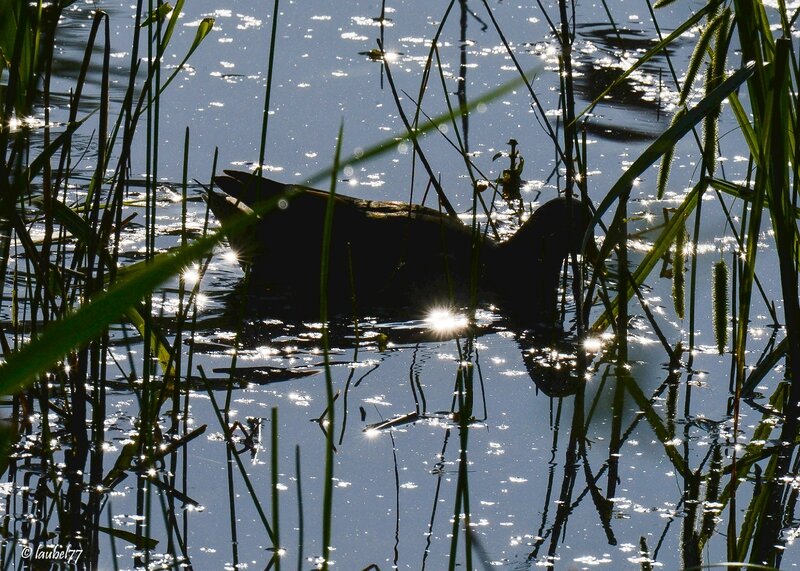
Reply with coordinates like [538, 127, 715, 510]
[210, 282, 589, 403]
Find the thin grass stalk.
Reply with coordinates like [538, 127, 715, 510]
[295, 445, 304, 571]
[616, 189, 629, 361]
[558, 0, 576, 200]
[319, 124, 344, 571]
[136, 1, 162, 562]
[257, 0, 280, 174]
[459, 364, 474, 569]
[271, 407, 281, 570]
[166, 128, 192, 559]
[672, 223, 686, 320]
[182, 160, 218, 559]
[38, 3, 61, 332]
[389, 428, 401, 569]
[457, 0, 470, 151]
[199, 368, 275, 541]
[225, 398, 241, 568]
[701, 8, 730, 178]
[158, 481, 185, 567]
[575, 126, 591, 335]
[88, 14, 112, 565]
[447, 369, 464, 571]
[685, 185, 703, 378]
[712, 259, 729, 354]
[730, 100, 769, 565]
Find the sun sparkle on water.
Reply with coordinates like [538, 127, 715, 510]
[583, 336, 603, 353]
[222, 249, 239, 264]
[182, 265, 201, 287]
[425, 307, 469, 335]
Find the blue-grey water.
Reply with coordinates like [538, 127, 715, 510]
[2, 0, 792, 569]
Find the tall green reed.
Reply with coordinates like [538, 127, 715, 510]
[1, 1, 215, 567]
[590, 0, 800, 564]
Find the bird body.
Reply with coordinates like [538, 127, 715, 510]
[207, 170, 592, 329]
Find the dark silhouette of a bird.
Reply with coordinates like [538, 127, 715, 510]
[207, 170, 593, 329]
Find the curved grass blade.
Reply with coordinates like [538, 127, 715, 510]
[159, 16, 213, 94]
[31, 195, 177, 377]
[0, 191, 292, 395]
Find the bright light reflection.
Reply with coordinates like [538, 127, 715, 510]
[223, 249, 239, 264]
[583, 337, 603, 353]
[425, 308, 468, 335]
[182, 265, 200, 287]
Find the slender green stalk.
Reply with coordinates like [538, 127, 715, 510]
[258, 0, 281, 173]
[319, 123, 344, 571]
[295, 445, 304, 571]
[271, 407, 281, 570]
[672, 223, 686, 320]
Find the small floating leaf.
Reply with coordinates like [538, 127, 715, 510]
[712, 259, 729, 354]
[97, 525, 159, 550]
[672, 224, 687, 320]
[364, 411, 419, 432]
[376, 332, 389, 352]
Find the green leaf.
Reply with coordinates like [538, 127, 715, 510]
[31, 196, 176, 378]
[158, 16, 214, 93]
[125, 305, 175, 378]
[139, 3, 173, 27]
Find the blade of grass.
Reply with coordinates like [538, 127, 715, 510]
[0, 191, 292, 395]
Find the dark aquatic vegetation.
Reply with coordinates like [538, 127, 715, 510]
[207, 170, 593, 330]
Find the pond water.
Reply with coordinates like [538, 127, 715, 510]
[2, 0, 796, 569]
